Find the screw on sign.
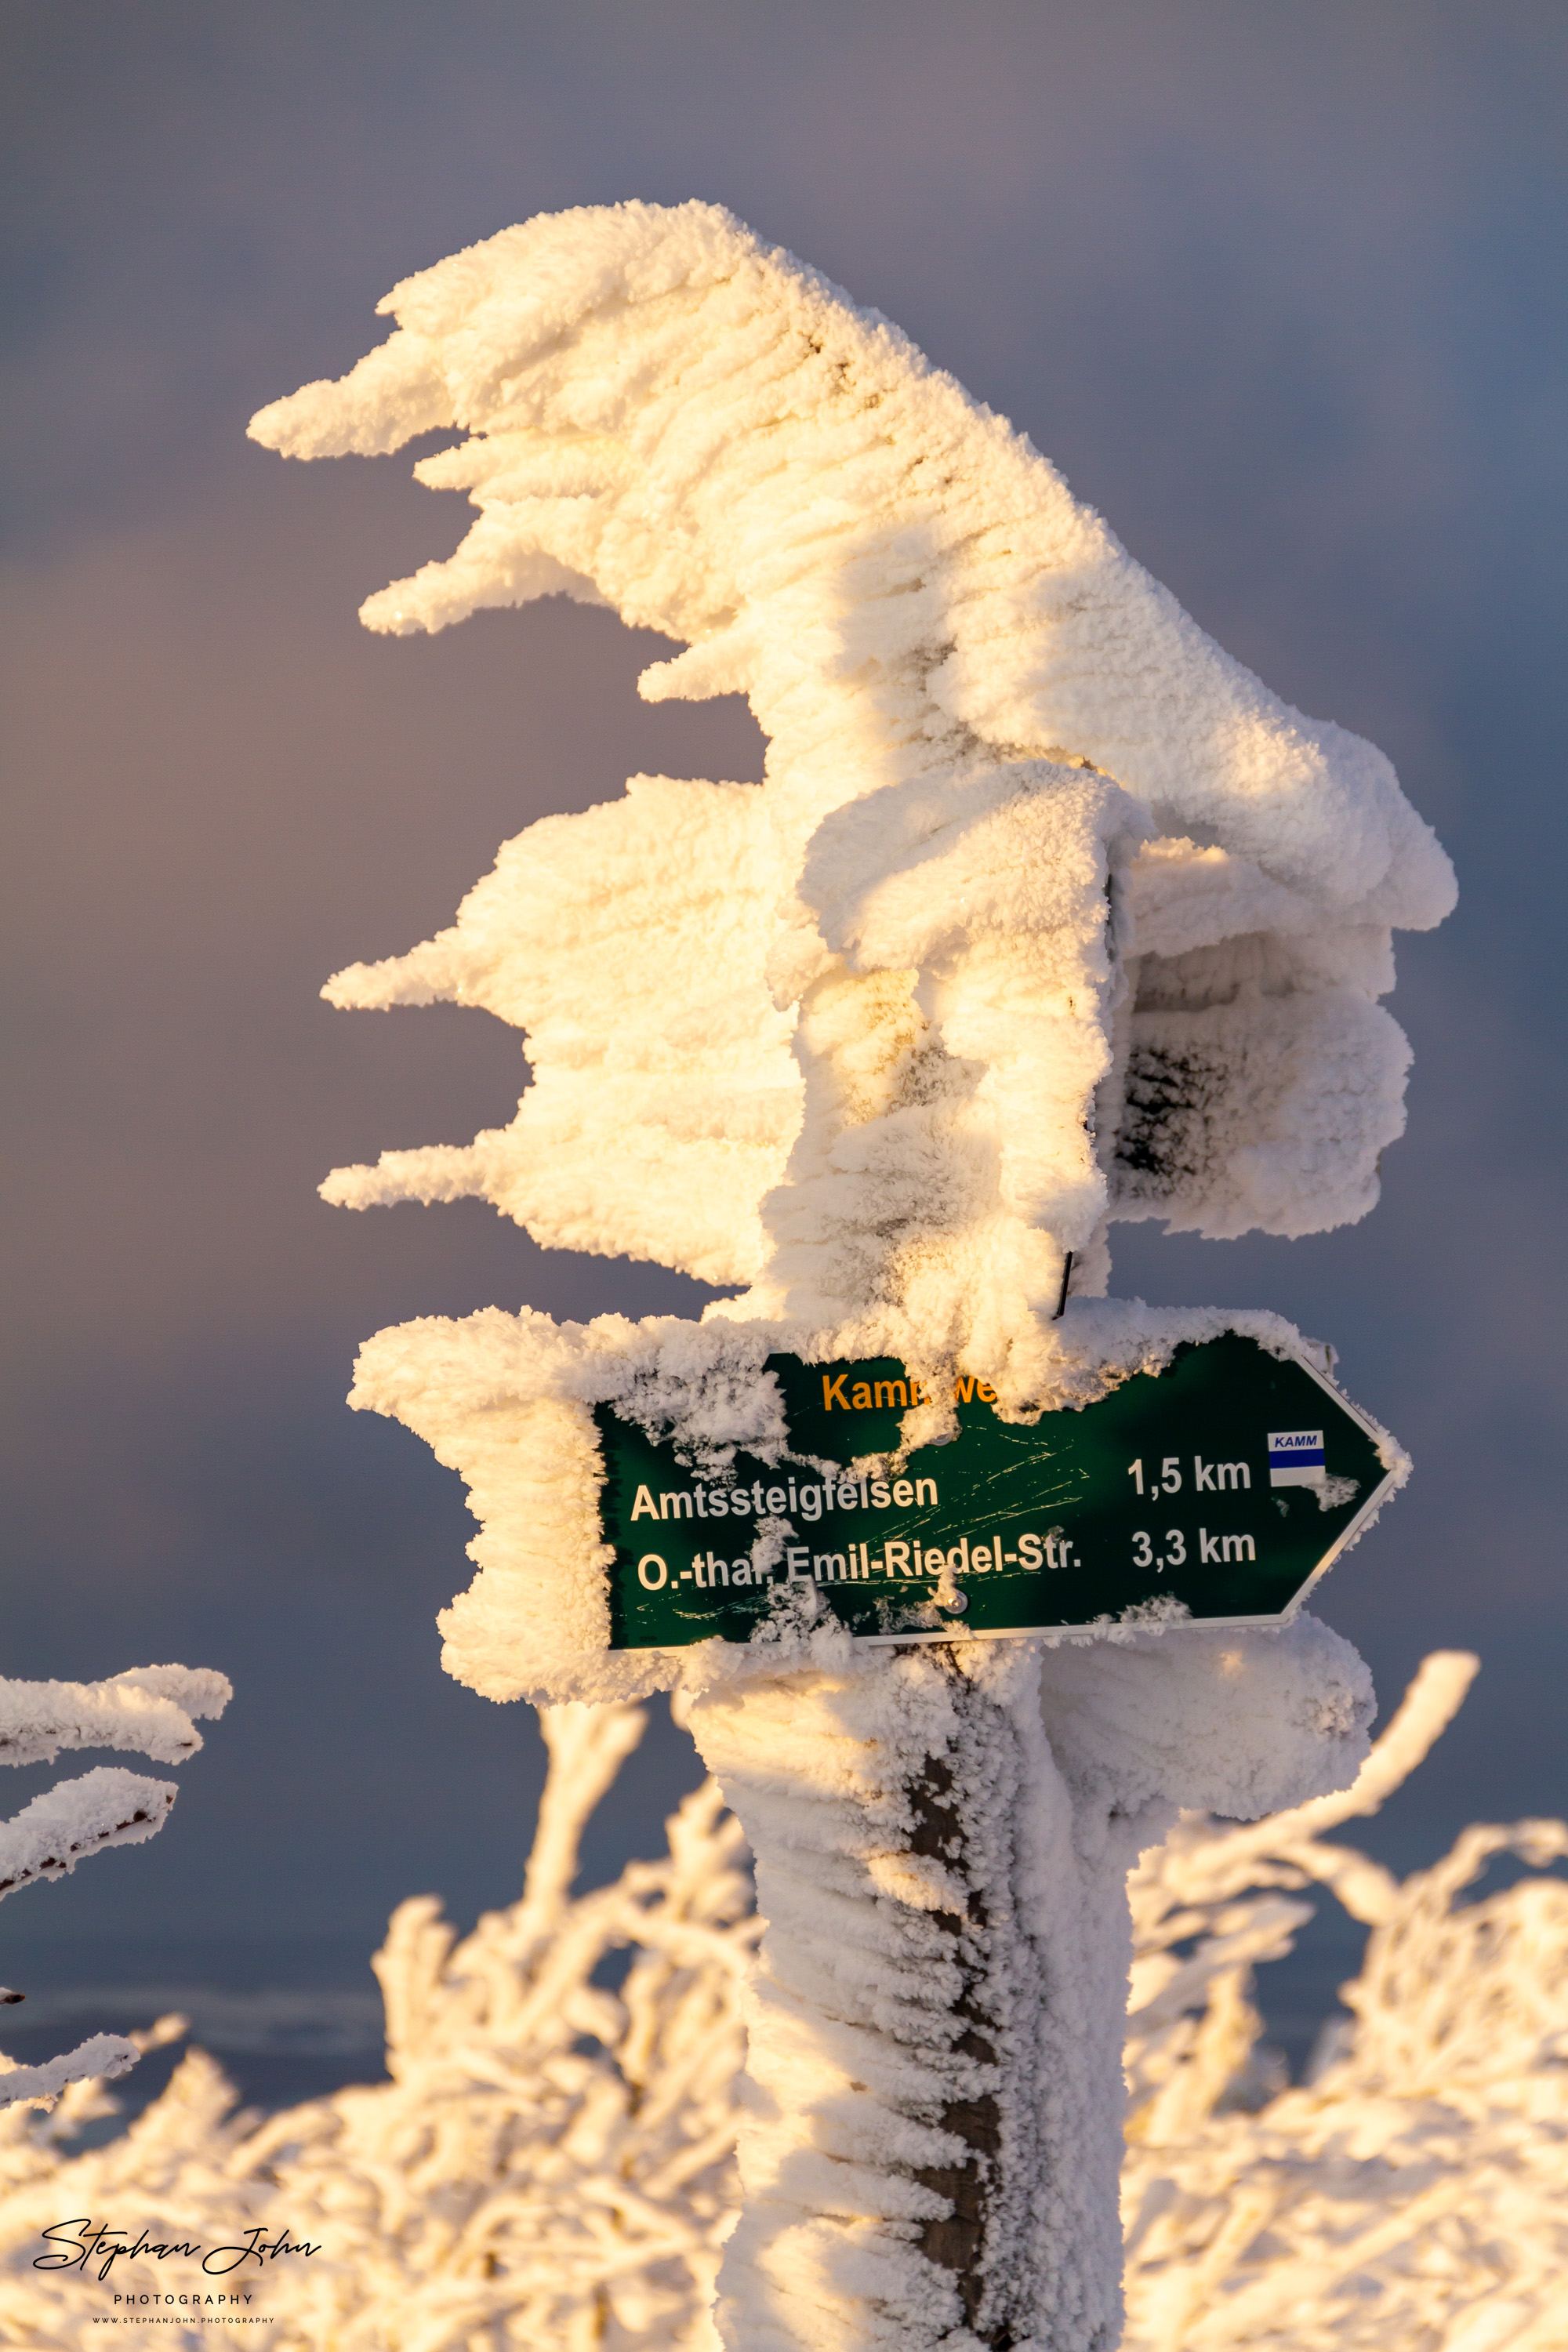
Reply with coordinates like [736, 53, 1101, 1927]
[254, 204, 1452, 2352]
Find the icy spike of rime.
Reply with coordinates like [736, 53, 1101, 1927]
[687, 1618, 1372, 2352]
[252, 199, 1454, 1342]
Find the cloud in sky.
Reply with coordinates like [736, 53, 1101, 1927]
[2, 2, 1564, 1977]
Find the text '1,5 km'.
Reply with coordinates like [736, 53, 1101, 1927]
[595, 1334, 1400, 1651]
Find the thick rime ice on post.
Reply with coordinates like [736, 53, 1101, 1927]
[0, 1668, 230, 2111]
[687, 1620, 1370, 2352]
[250, 201, 1451, 2349]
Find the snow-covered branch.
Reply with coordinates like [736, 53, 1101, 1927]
[0, 1664, 230, 2108]
[0, 1665, 230, 1769]
[0, 2034, 140, 2110]
[0, 1766, 176, 1904]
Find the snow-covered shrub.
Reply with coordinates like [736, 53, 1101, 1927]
[0, 1700, 753, 2348]
[2, 1654, 1565, 2349]
[1120, 1650, 1568, 2349]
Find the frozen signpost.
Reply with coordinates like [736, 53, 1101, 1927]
[253, 205, 1454, 2352]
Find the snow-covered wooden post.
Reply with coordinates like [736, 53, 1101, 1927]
[253, 201, 1453, 2349]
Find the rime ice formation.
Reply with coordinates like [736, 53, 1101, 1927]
[249, 203, 1450, 2351]
[251, 199, 1453, 1356]
[686, 1617, 1370, 2352]
[0, 1666, 230, 2110]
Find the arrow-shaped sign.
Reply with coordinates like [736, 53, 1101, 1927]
[597, 1334, 1399, 1650]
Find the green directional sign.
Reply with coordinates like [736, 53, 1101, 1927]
[596, 1333, 1398, 1651]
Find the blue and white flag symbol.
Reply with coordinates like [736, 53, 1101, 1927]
[1269, 1429, 1325, 1489]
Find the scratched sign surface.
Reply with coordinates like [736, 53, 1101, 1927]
[596, 1333, 1397, 1650]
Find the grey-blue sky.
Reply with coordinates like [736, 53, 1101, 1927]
[2, 2, 1565, 2009]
